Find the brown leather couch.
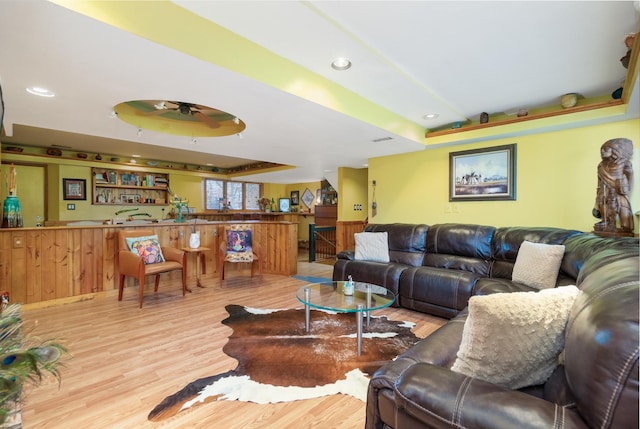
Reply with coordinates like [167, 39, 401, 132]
[333, 223, 639, 428]
[334, 223, 582, 318]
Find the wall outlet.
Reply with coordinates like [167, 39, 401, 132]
[67, 203, 75, 210]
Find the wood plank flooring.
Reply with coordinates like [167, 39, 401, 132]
[19, 257, 445, 429]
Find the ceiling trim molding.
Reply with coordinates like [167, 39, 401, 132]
[51, 0, 427, 145]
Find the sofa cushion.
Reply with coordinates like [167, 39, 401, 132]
[563, 257, 639, 429]
[332, 259, 406, 303]
[125, 235, 166, 265]
[451, 285, 579, 389]
[424, 223, 495, 277]
[512, 241, 565, 290]
[354, 232, 389, 262]
[490, 227, 581, 280]
[399, 267, 483, 318]
[365, 223, 428, 266]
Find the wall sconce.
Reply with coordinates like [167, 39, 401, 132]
[371, 180, 377, 217]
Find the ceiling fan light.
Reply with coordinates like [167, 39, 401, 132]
[331, 57, 351, 70]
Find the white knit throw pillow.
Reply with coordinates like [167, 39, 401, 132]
[512, 240, 565, 289]
[451, 286, 579, 389]
[354, 232, 389, 262]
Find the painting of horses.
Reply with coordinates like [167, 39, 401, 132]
[449, 144, 516, 201]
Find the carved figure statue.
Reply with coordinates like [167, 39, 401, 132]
[593, 138, 635, 235]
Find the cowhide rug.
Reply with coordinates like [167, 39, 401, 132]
[148, 304, 420, 422]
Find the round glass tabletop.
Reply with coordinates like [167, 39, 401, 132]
[296, 281, 395, 313]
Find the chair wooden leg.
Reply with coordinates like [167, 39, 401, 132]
[154, 275, 160, 292]
[138, 276, 145, 309]
[118, 275, 125, 301]
[181, 268, 187, 296]
[220, 261, 225, 281]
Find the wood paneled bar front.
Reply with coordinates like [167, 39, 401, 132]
[0, 221, 298, 305]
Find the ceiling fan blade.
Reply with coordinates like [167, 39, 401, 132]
[140, 108, 177, 116]
[192, 110, 221, 128]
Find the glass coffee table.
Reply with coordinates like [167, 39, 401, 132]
[296, 281, 395, 355]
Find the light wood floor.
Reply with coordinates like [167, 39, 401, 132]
[19, 256, 445, 429]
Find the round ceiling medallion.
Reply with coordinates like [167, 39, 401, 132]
[113, 100, 246, 137]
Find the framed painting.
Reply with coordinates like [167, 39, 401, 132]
[449, 144, 516, 201]
[63, 178, 86, 200]
[301, 188, 314, 207]
[290, 190, 299, 205]
[279, 198, 290, 213]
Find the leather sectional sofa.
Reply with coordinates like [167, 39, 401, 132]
[333, 223, 639, 429]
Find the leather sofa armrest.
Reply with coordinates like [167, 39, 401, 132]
[394, 363, 588, 429]
[337, 250, 355, 260]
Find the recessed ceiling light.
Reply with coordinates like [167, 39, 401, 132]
[131, 154, 141, 158]
[26, 86, 55, 97]
[331, 57, 352, 70]
[423, 113, 439, 120]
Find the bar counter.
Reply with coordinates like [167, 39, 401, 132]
[0, 220, 298, 306]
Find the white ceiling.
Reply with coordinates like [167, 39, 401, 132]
[0, 1, 639, 184]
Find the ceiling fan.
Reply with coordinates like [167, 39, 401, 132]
[144, 100, 221, 128]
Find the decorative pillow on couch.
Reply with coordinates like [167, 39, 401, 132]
[451, 285, 579, 389]
[512, 240, 565, 289]
[354, 232, 389, 262]
[126, 235, 166, 265]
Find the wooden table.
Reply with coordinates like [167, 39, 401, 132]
[181, 246, 211, 288]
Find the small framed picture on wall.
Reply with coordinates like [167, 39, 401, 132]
[290, 190, 299, 205]
[63, 178, 86, 200]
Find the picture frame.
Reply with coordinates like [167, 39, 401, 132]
[63, 178, 86, 200]
[279, 198, 290, 213]
[301, 188, 314, 207]
[120, 194, 141, 204]
[449, 144, 516, 201]
[290, 190, 300, 205]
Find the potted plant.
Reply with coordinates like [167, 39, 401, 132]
[0, 303, 67, 427]
[258, 197, 271, 212]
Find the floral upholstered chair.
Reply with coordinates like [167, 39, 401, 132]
[218, 224, 262, 281]
[117, 229, 186, 308]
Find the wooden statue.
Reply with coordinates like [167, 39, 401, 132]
[593, 138, 635, 236]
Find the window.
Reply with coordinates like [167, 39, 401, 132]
[245, 183, 260, 210]
[205, 179, 224, 210]
[204, 179, 262, 211]
[226, 182, 242, 210]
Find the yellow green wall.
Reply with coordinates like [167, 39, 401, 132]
[338, 167, 368, 221]
[0, 164, 45, 227]
[368, 118, 640, 233]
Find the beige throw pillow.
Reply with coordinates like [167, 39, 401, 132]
[354, 232, 389, 263]
[512, 240, 565, 289]
[451, 286, 579, 389]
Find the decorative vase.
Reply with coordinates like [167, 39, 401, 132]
[560, 93, 578, 108]
[2, 194, 23, 228]
[189, 232, 200, 249]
